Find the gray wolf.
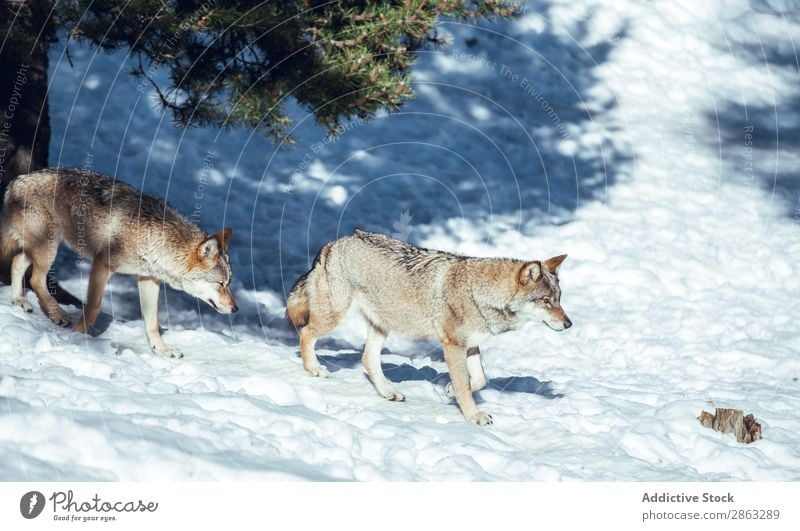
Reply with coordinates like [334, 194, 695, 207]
[286, 229, 571, 425]
[0, 168, 237, 358]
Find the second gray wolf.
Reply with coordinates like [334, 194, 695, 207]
[286, 229, 571, 425]
[0, 168, 238, 358]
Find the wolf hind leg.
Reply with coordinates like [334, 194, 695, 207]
[73, 257, 112, 334]
[10, 252, 33, 312]
[299, 313, 342, 377]
[296, 258, 352, 377]
[362, 324, 404, 402]
[445, 346, 487, 397]
[27, 241, 69, 327]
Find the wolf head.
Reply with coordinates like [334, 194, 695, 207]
[183, 228, 238, 314]
[511, 254, 572, 331]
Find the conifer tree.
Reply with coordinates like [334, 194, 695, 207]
[0, 0, 517, 294]
[2, 0, 518, 180]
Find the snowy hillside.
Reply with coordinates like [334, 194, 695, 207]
[1, 0, 799, 480]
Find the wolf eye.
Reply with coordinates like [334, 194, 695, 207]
[541, 297, 552, 306]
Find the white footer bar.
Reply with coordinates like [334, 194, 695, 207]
[1, 482, 797, 530]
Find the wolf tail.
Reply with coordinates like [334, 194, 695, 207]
[286, 242, 332, 328]
[286, 274, 311, 327]
[0, 199, 19, 266]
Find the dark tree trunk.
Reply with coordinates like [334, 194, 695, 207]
[0, 0, 51, 188]
[0, 0, 81, 307]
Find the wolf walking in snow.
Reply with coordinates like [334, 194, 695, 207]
[0, 168, 238, 358]
[286, 229, 571, 425]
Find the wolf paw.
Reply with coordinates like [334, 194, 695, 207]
[49, 308, 71, 327]
[381, 390, 406, 402]
[468, 411, 493, 426]
[73, 319, 91, 334]
[153, 344, 184, 359]
[306, 365, 330, 378]
[11, 297, 33, 313]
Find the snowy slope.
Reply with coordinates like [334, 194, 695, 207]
[1, 0, 799, 480]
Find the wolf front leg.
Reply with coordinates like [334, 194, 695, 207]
[138, 277, 184, 359]
[445, 346, 487, 398]
[443, 342, 493, 425]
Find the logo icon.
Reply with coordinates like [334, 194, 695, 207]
[391, 210, 413, 241]
[20, 491, 45, 519]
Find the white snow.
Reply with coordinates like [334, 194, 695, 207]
[1, 0, 799, 480]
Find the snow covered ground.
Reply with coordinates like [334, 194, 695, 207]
[2, 0, 799, 480]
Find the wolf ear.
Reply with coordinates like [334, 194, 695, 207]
[197, 234, 221, 261]
[197, 229, 232, 261]
[518, 261, 542, 285]
[543, 254, 567, 274]
[218, 228, 232, 253]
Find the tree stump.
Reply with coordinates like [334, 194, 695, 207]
[698, 408, 762, 444]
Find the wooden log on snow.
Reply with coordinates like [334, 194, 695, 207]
[697, 408, 762, 444]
